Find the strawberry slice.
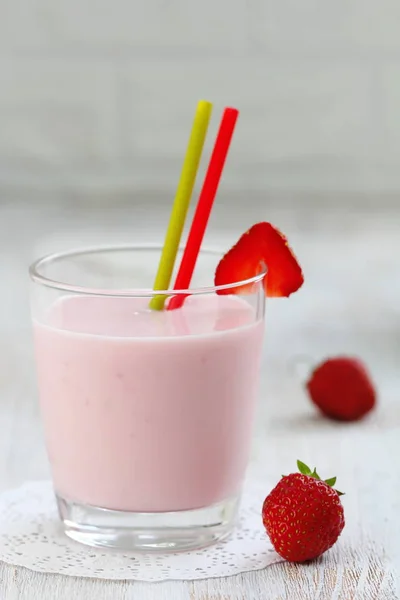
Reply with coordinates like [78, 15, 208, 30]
[214, 222, 304, 297]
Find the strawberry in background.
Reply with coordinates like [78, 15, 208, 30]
[306, 357, 376, 422]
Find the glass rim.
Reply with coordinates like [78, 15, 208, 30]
[29, 243, 267, 297]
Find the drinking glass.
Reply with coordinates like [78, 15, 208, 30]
[30, 245, 266, 551]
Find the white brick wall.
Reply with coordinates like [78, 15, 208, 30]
[0, 0, 399, 200]
[0, 60, 119, 167]
[45, 0, 250, 51]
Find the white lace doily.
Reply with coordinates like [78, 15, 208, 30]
[0, 480, 282, 581]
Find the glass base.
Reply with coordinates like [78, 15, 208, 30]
[56, 493, 240, 552]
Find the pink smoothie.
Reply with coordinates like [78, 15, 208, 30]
[34, 294, 264, 512]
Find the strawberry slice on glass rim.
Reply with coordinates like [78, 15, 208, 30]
[214, 222, 304, 297]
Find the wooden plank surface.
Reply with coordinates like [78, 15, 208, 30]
[0, 200, 398, 599]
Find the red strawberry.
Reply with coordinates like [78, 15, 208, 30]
[262, 461, 345, 563]
[306, 357, 376, 422]
[214, 222, 303, 297]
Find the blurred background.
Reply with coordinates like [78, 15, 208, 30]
[0, 2, 399, 488]
[3, 1, 400, 197]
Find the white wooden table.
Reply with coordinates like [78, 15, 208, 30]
[0, 198, 399, 599]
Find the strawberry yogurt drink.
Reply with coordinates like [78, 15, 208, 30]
[30, 245, 266, 551]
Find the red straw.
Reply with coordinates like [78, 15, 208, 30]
[168, 107, 239, 310]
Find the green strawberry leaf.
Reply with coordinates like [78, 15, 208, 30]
[311, 468, 321, 480]
[325, 477, 337, 487]
[297, 460, 312, 476]
[296, 461, 344, 496]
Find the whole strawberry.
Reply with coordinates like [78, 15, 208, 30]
[262, 461, 345, 563]
[306, 356, 376, 421]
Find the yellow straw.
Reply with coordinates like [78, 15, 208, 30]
[149, 99, 212, 310]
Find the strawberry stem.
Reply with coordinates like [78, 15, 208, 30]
[296, 460, 344, 496]
[311, 468, 321, 480]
